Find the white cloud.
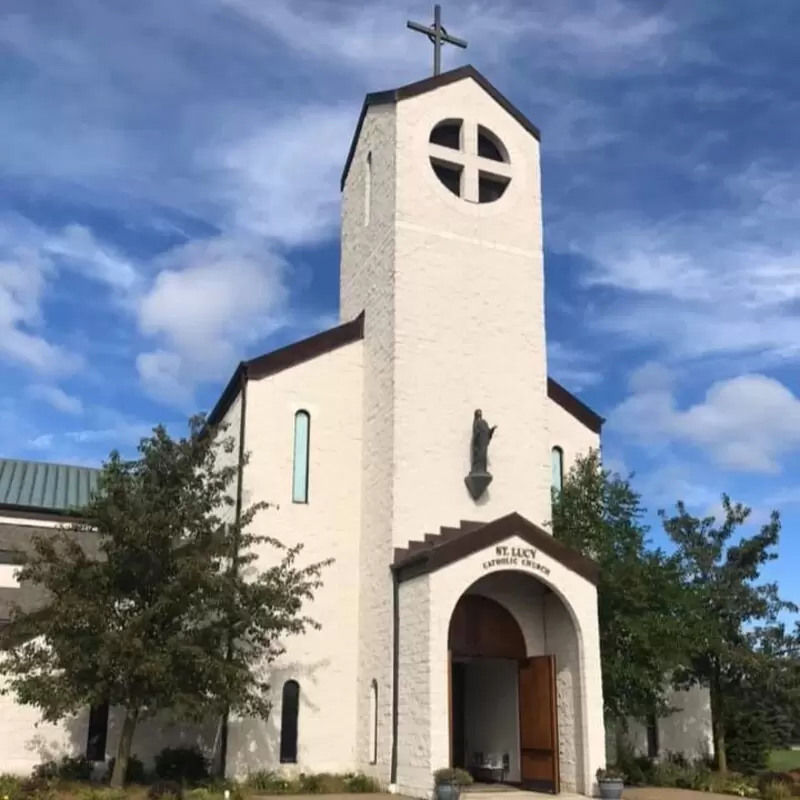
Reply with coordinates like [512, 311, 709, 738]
[547, 340, 604, 391]
[28, 384, 83, 415]
[561, 160, 800, 369]
[609, 373, 800, 474]
[214, 106, 356, 247]
[135, 236, 290, 405]
[627, 361, 675, 395]
[224, 0, 676, 77]
[0, 236, 82, 376]
[43, 224, 140, 293]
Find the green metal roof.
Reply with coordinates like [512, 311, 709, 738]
[0, 458, 101, 512]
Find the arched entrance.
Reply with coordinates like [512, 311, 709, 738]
[447, 573, 573, 794]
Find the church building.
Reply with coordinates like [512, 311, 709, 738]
[0, 63, 713, 796]
[213, 64, 611, 795]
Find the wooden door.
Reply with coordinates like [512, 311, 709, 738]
[518, 655, 560, 793]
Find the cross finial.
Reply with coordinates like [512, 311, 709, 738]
[406, 5, 468, 77]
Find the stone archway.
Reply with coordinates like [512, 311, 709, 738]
[446, 573, 583, 795]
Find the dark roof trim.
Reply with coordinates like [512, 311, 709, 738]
[208, 312, 366, 427]
[393, 511, 600, 585]
[547, 378, 604, 434]
[0, 504, 86, 525]
[340, 64, 542, 191]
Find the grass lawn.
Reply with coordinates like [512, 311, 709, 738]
[768, 749, 800, 772]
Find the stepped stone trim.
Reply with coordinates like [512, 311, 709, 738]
[392, 512, 600, 585]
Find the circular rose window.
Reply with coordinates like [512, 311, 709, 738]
[428, 119, 511, 204]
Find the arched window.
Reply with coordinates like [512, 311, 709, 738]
[279, 679, 300, 763]
[365, 151, 372, 226]
[369, 680, 378, 764]
[551, 446, 564, 494]
[292, 410, 310, 503]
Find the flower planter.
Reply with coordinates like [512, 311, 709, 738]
[598, 778, 625, 800]
[435, 783, 461, 800]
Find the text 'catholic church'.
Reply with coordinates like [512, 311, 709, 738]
[0, 59, 714, 797]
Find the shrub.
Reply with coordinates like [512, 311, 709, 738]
[762, 782, 792, 800]
[9, 777, 57, 800]
[343, 773, 382, 793]
[758, 773, 800, 798]
[433, 768, 473, 787]
[242, 771, 383, 795]
[154, 748, 209, 787]
[148, 779, 184, 800]
[0, 774, 25, 800]
[615, 754, 654, 786]
[75, 789, 127, 800]
[204, 780, 246, 800]
[597, 767, 624, 781]
[33, 755, 94, 782]
[649, 761, 712, 791]
[103, 755, 148, 785]
[245, 772, 295, 794]
[706, 772, 759, 797]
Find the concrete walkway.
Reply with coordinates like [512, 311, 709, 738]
[624, 789, 740, 800]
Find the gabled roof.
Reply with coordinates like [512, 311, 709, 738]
[207, 311, 603, 434]
[340, 64, 542, 191]
[208, 313, 366, 426]
[392, 511, 600, 585]
[0, 458, 100, 520]
[208, 312, 602, 434]
[548, 377, 604, 434]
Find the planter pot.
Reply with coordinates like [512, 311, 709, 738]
[434, 783, 461, 800]
[598, 778, 624, 800]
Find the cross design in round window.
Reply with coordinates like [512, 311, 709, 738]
[428, 119, 511, 204]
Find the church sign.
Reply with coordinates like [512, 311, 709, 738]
[482, 545, 551, 577]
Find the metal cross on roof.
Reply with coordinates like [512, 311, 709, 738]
[406, 5, 468, 77]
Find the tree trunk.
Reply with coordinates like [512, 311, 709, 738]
[110, 706, 140, 788]
[710, 667, 727, 774]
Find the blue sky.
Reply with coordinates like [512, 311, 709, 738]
[2, 1, 799, 603]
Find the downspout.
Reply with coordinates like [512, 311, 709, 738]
[218, 365, 248, 779]
[390, 567, 400, 786]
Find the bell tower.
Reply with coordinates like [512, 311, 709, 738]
[340, 59, 554, 777]
[340, 65, 551, 540]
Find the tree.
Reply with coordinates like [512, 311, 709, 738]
[660, 497, 797, 773]
[551, 451, 695, 727]
[0, 415, 331, 787]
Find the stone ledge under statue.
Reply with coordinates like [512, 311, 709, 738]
[465, 409, 496, 501]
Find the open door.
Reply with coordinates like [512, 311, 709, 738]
[518, 655, 560, 794]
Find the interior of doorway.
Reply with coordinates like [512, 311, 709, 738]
[451, 655, 521, 787]
[448, 588, 562, 795]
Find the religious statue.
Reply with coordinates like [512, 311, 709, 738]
[470, 409, 496, 473]
[465, 408, 497, 501]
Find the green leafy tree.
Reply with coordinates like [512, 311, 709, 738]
[0, 416, 331, 787]
[551, 451, 695, 728]
[660, 497, 797, 773]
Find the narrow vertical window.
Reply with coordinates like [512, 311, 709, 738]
[280, 679, 300, 764]
[369, 680, 378, 764]
[551, 446, 564, 494]
[365, 151, 372, 226]
[86, 700, 109, 761]
[292, 410, 310, 503]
